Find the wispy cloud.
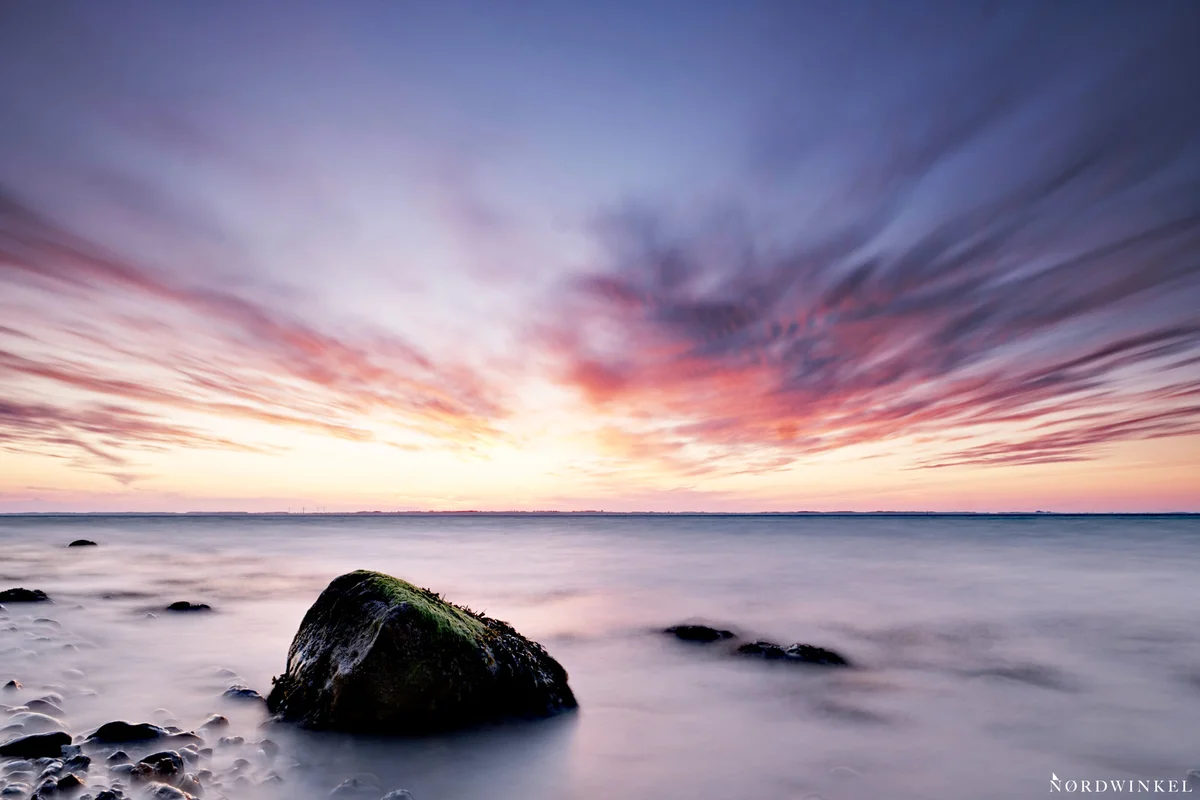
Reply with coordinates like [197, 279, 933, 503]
[0, 189, 508, 479]
[539, 17, 1200, 476]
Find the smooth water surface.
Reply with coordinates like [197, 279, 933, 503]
[1, 514, 1198, 799]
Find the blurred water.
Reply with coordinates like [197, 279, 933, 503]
[1, 514, 1198, 799]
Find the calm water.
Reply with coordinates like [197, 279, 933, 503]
[1, 514, 1198, 799]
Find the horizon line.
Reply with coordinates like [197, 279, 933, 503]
[2, 510, 1198, 517]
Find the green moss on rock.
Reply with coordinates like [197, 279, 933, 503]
[267, 570, 577, 733]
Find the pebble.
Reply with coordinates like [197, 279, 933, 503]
[26, 699, 66, 717]
[8, 712, 67, 733]
[381, 791, 415, 800]
[199, 715, 228, 729]
[2, 680, 20, 690]
[106, 751, 130, 764]
[220, 686, 263, 703]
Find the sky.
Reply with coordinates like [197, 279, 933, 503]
[1, 1, 1198, 513]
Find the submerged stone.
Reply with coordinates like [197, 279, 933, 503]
[221, 685, 263, 702]
[664, 624, 736, 642]
[736, 640, 850, 666]
[267, 570, 577, 733]
[0, 589, 49, 603]
[67, 540, 98, 547]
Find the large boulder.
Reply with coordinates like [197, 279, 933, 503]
[266, 570, 577, 733]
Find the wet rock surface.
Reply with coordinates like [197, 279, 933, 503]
[267, 570, 577, 734]
[67, 540, 98, 547]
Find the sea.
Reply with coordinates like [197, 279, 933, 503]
[1, 513, 1198, 799]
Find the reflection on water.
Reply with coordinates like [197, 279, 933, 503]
[1, 514, 1198, 799]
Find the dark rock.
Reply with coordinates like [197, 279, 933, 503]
[95, 792, 122, 800]
[133, 751, 184, 784]
[108, 764, 135, 777]
[0, 588, 50, 603]
[55, 772, 85, 791]
[199, 715, 228, 729]
[63, 754, 91, 772]
[267, 570, 577, 734]
[177, 773, 202, 795]
[736, 640, 788, 659]
[107, 751, 130, 764]
[0, 731, 70, 758]
[33, 776, 58, 796]
[26, 699, 66, 717]
[664, 624, 736, 643]
[736, 640, 850, 666]
[221, 685, 263, 702]
[784, 642, 851, 666]
[67, 540, 98, 548]
[381, 791, 415, 800]
[86, 722, 169, 745]
[165, 602, 210, 613]
[3, 679, 20, 690]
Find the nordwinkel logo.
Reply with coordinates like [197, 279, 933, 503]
[1051, 773, 1195, 793]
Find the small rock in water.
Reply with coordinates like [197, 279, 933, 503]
[63, 754, 91, 773]
[0, 589, 50, 604]
[784, 642, 851, 666]
[217, 736, 243, 748]
[26, 699, 66, 717]
[144, 783, 190, 799]
[178, 772, 203, 795]
[56, 772, 85, 791]
[86, 721, 169, 745]
[33, 619, 62, 628]
[165, 602, 211, 613]
[67, 540, 98, 547]
[330, 775, 381, 796]
[10, 712, 68, 734]
[0, 784, 30, 797]
[199, 715, 228, 729]
[381, 791, 415, 800]
[3, 679, 20, 690]
[63, 669, 86, 680]
[133, 751, 184, 784]
[106, 751, 130, 764]
[735, 640, 850, 666]
[222, 685, 263, 703]
[94, 792, 122, 800]
[0, 730, 70, 758]
[664, 624, 736, 642]
[109, 763, 136, 777]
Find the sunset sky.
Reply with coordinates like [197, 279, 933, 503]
[1, 2, 1198, 513]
